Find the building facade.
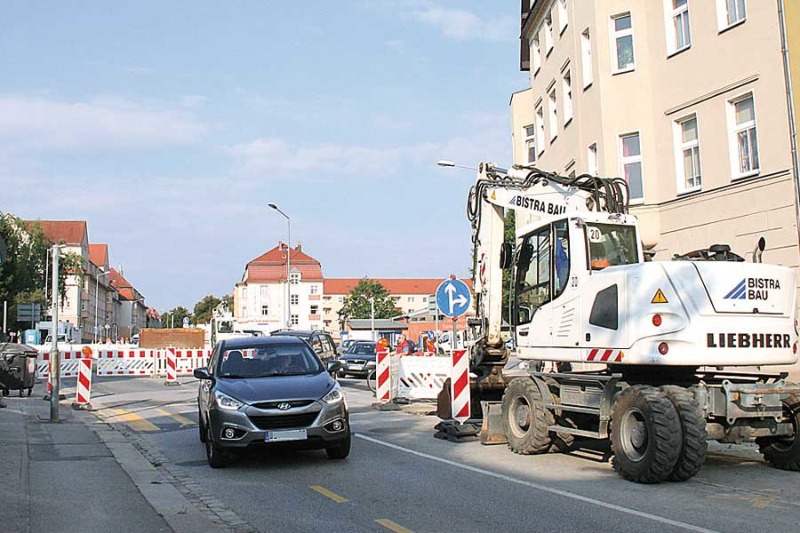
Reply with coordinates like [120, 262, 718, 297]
[513, 0, 800, 271]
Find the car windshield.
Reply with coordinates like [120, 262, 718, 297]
[218, 343, 323, 378]
[346, 343, 376, 356]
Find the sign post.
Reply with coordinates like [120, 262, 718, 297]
[436, 277, 472, 423]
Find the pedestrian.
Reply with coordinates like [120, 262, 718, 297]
[395, 334, 413, 356]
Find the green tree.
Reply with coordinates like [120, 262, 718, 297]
[338, 279, 399, 322]
[502, 210, 516, 325]
[193, 294, 224, 324]
[161, 306, 192, 329]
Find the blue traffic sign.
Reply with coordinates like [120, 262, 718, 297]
[435, 278, 472, 318]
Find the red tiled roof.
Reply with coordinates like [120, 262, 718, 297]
[27, 220, 87, 246]
[246, 242, 323, 282]
[323, 278, 473, 295]
[89, 244, 108, 268]
[109, 268, 142, 301]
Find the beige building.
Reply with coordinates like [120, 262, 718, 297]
[512, 0, 800, 271]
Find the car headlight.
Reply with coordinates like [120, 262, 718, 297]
[214, 391, 244, 411]
[322, 383, 344, 404]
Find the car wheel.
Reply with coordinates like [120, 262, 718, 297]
[337, 369, 346, 378]
[198, 411, 207, 443]
[205, 425, 230, 468]
[326, 431, 351, 460]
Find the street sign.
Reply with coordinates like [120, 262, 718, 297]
[16, 303, 41, 322]
[435, 278, 472, 318]
[182, 317, 190, 328]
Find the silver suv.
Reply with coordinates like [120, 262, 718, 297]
[194, 336, 350, 468]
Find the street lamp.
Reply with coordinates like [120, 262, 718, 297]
[268, 203, 292, 329]
[94, 268, 110, 343]
[437, 160, 477, 171]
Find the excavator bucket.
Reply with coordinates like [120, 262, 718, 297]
[479, 401, 507, 445]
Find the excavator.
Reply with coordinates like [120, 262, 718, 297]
[438, 161, 800, 483]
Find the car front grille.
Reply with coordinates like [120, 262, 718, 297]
[248, 412, 320, 430]
[251, 400, 315, 410]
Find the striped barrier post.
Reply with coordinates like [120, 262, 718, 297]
[72, 357, 93, 410]
[165, 348, 180, 386]
[375, 348, 391, 403]
[450, 349, 470, 423]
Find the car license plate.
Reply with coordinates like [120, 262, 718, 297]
[265, 429, 307, 442]
[349, 364, 363, 371]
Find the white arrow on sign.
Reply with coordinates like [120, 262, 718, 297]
[445, 283, 468, 315]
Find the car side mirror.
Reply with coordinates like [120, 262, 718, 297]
[193, 367, 211, 380]
[327, 360, 343, 374]
[516, 306, 531, 325]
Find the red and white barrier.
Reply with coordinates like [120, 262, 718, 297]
[95, 349, 157, 376]
[450, 349, 470, 423]
[74, 358, 93, 406]
[165, 348, 178, 384]
[37, 351, 88, 378]
[375, 348, 392, 403]
[397, 357, 450, 400]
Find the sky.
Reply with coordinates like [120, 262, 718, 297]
[0, 1, 528, 311]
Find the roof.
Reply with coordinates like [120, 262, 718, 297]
[109, 268, 138, 301]
[27, 220, 88, 246]
[245, 242, 323, 282]
[89, 244, 109, 268]
[324, 278, 473, 296]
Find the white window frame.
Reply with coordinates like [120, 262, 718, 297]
[581, 29, 593, 88]
[524, 124, 536, 164]
[544, 13, 554, 55]
[562, 68, 573, 126]
[241, 287, 248, 299]
[587, 143, 598, 176]
[289, 272, 301, 285]
[531, 33, 541, 74]
[259, 285, 268, 299]
[619, 132, 644, 202]
[261, 304, 269, 316]
[310, 284, 318, 295]
[290, 294, 299, 305]
[716, 0, 746, 31]
[665, 0, 691, 55]
[535, 103, 545, 155]
[727, 92, 760, 179]
[674, 114, 702, 193]
[557, 0, 568, 35]
[290, 314, 299, 326]
[547, 83, 558, 142]
[611, 13, 635, 74]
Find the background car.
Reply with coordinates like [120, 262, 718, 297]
[270, 330, 337, 363]
[336, 341, 376, 378]
[337, 339, 357, 356]
[194, 336, 350, 468]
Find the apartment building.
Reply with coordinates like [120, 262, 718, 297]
[88, 244, 119, 342]
[512, 0, 800, 270]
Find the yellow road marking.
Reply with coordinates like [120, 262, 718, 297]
[155, 408, 195, 426]
[101, 408, 160, 432]
[309, 485, 348, 503]
[376, 519, 414, 533]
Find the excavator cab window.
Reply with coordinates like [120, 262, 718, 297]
[587, 223, 639, 270]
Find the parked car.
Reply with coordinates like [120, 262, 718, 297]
[194, 336, 350, 468]
[337, 341, 376, 378]
[337, 339, 358, 356]
[270, 330, 337, 363]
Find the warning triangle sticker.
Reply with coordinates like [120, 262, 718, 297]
[651, 289, 668, 304]
[490, 191, 496, 200]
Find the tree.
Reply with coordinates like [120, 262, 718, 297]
[161, 307, 192, 329]
[338, 279, 400, 323]
[193, 294, 224, 325]
[502, 210, 516, 325]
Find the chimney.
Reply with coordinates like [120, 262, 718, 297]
[295, 242, 302, 253]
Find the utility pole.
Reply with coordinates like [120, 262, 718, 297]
[369, 297, 375, 342]
[50, 245, 60, 421]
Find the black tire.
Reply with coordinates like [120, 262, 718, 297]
[366, 370, 377, 393]
[501, 378, 552, 455]
[205, 425, 229, 468]
[337, 369, 346, 379]
[326, 431, 351, 460]
[610, 385, 681, 484]
[661, 385, 707, 481]
[27, 387, 32, 397]
[198, 411, 207, 443]
[756, 392, 800, 471]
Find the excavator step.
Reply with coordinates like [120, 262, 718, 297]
[543, 403, 599, 415]
[547, 425, 602, 439]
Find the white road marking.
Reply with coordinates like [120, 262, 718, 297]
[356, 434, 719, 533]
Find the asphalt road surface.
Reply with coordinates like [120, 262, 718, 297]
[78, 376, 800, 533]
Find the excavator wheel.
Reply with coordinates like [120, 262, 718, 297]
[660, 385, 707, 481]
[756, 391, 800, 471]
[501, 378, 552, 455]
[610, 385, 681, 484]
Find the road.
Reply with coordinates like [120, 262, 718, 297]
[76, 375, 800, 533]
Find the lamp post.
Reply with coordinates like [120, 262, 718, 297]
[268, 203, 292, 329]
[94, 268, 110, 343]
[436, 160, 478, 171]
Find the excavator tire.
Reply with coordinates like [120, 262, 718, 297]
[756, 391, 800, 471]
[660, 385, 707, 481]
[501, 378, 552, 455]
[610, 385, 681, 484]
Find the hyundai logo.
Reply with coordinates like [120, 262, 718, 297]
[277, 402, 292, 411]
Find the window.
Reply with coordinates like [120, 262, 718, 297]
[535, 105, 545, 155]
[291, 315, 299, 326]
[676, 115, 701, 190]
[242, 306, 247, 317]
[310, 285, 318, 295]
[666, 0, 691, 54]
[612, 13, 635, 72]
[544, 13, 554, 54]
[524, 124, 536, 164]
[242, 287, 248, 299]
[516, 227, 551, 323]
[558, 0, 568, 34]
[581, 29, 593, 88]
[730, 94, 759, 176]
[261, 305, 269, 316]
[408, 296, 415, 303]
[620, 133, 643, 201]
[718, 0, 746, 29]
[548, 85, 557, 141]
[532, 35, 541, 73]
[338, 296, 344, 303]
[260, 286, 268, 299]
[588, 143, 598, 175]
[310, 305, 318, 315]
[289, 272, 301, 284]
[291, 294, 299, 305]
[562, 70, 573, 125]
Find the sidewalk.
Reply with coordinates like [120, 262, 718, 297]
[0, 393, 222, 533]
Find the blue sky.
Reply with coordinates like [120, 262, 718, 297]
[1, 1, 528, 311]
